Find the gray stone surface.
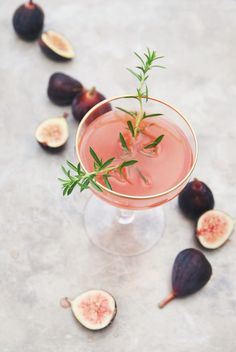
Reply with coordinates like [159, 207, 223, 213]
[0, 0, 236, 351]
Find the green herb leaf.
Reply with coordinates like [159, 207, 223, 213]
[127, 120, 135, 137]
[103, 174, 112, 190]
[90, 147, 102, 166]
[116, 106, 136, 118]
[120, 160, 138, 170]
[67, 180, 78, 195]
[66, 160, 78, 172]
[90, 179, 102, 192]
[119, 132, 129, 152]
[127, 68, 142, 81]
[61, 166, 68, 177]
[80, 178, 90, 192]
[143, 113, 163, 119]
[100, 157, 115, 169]
[144, 134, 164, 149]
[134, 52, 145, 65]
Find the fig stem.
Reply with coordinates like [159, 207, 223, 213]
[159, 291, 176, 309]
[88, 86, 96, 95]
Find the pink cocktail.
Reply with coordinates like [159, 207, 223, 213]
[75, 95, 198, 256]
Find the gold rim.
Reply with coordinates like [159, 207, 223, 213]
[75, 95, 198, 200]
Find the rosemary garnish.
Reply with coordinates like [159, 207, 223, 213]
[59, 48, 166, 196]
[119, 132, 129, 152]
[59, 147, 137, 195]
[127, 48, 165, 138]
[127, 120, 135, 137]
[144, 134, 164, 149]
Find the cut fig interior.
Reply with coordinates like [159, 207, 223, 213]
[35, 115, 69, 149]
[196, 209, 234, 249]
[70, 289, 117, 330]
[39, 31, 75, 61]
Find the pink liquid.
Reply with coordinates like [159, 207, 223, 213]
[79, 111, 193, 197]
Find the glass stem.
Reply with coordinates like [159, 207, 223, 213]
[117, 209, 135, 224]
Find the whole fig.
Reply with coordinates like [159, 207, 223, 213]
[159, 248, 212, 308]
[13, 0, 44, 41]
[178, 179, 214, 220]
[47, 72, 83, 106]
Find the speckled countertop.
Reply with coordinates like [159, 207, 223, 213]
[0, 0, 236, 351]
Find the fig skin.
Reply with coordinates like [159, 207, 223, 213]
[47, 73, 83, 106]
[159, 248, 212, 308]
[178, 179, 214, 220]
[39, 31, 75, 61]
[72, 87, 111, 122]
[13, 0, 44, 41]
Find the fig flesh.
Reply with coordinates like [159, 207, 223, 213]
[72, 87, 110, 122]
[47, 72, 83, 106]
[39, 31, 75, 61]
[178, 179, 214, 220]
[159, 248, 212, 308]
[13, 0, 44, 41]
[35, 113, 69, 151]
[196, 209, 234, 249]
[70, 289, 117, 330]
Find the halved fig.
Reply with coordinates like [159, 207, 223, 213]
[196, 210, 235, 249]
[13, 0, 44, 41]
[70, 289, 117, 330]
[47, 72, 83, 106]
[35, 113, 69, 151]
[39, 30, 75, 61]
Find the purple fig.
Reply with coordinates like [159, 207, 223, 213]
[47, 72, 83, 106]
[178, 179, 214, 220]
[72, 87, 111, 122]
[159, 248, 212, 308]
[13, 0, 44, 41]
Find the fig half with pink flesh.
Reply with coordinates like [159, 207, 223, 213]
[70, 289, 117, 330]
[159, 248, 212, 308]
[35, 113, 69, 151]
[196, 210, 234, 249]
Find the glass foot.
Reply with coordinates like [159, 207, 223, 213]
[83, 196, 165, 256]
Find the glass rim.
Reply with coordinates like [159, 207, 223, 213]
[75, 95, 198, 200]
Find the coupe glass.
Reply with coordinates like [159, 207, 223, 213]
[75, 96, 198, 256]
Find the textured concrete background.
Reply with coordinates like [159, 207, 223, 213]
[0, 0, 236, 351]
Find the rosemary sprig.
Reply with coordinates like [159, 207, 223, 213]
[119, 132, 129, 152]
[127, 120, 135, 137]
[127, 48, 165, 137]
[116, 106, 137, 119]
[144, 134, 164, 149]
[59, 147, 137, 196]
